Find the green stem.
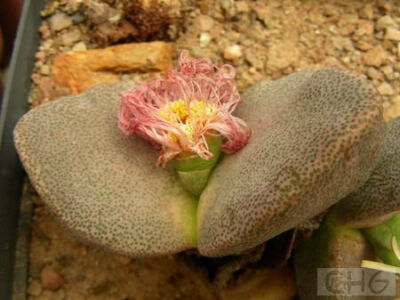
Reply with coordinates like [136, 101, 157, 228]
[170, 135, 222, 196]
[361, 215, 400, 267]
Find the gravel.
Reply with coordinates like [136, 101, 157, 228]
[48, 12, 73, 32]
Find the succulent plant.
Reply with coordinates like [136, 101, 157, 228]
[294, 215, 375, 300]
[294, 117, 400, 300]
[335, 117, 400, 228]
[361, 216, 400, 268]
[14, 54, 384, 265]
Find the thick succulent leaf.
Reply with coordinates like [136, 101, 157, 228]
[335, 118, 400, 228]
[198, 68, 384, 257]
[294, 218, 377, 300]
[14, 83, 197, 257]
[361, 215, 400, 267]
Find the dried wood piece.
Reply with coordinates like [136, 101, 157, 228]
[51, 41, 173, 93]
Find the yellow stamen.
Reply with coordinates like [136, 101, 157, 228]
[158, 99, 217, 140]
[159, 99, 189, 122]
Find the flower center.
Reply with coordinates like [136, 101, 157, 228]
[158, 99, 217, 138]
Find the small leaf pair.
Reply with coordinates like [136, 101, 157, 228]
[14, 55, 384, 257]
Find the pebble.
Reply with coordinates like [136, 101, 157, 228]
[385, 27, 400, 41]
[376, 15, 397, 31]
[71, 12, 85, 24]
[199, 32, 211, 47]
[382, 65, 394, 80]
[223, 45, 242, 60]
[198, 15, 214, 32]
[35, 61, 43, 68]
[377, 0, 392, 13]
[322, 4, 340, 17]
[360, 5, 374, 20]
[267, 41, 299, 71]
[27, 279, 42, 296]
[377, 82, 395, 96]
[355, 20, 374, 36]
[220, 0, 236, 18]
[66, 0, 84, 14]
[385, 99, 400, 120]
[252, 5, 269, 27]
[332, 37, 354, 51]
[41, 1, 59, 18]
[49, 13, 73, 32]
[86, 1, 121, 25]
[236, 1, 250, 13]
[40, 65, 50, 75]
[72, 41, 87, 52]
[35, 51, 46, 61]
[363, 45, 387, 67]
[341, 56, 351, 64]
[41, 265, 64, 291]
[39, 24, 51, 40]
[59, 27, 81, 46]
[355, 40, 373, 51]
[41, 39, 54, 51]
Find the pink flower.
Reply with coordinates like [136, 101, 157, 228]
[118, 50, 251, 167]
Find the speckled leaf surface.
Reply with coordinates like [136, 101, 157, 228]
[14, 83, 197, 257]
[197, 68, 384, 257]
[335, 117, 400, 228]
[294, 219, 376, 300]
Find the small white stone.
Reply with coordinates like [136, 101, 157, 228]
[384, 99, 400, 121]
[248, 67, 257, 74]
[59, 27, 81, 46]
[72, 41, 87, 52]
[108, 13, 122, 23]
[223, 44, 242, 60]
[385, 27, 400, 41]
[378, 82, 395, 96]
[199, 32, 211, 48]
[42, 39, 54, 50]
[341, 56, 350, 64]
[49, 13, 72, 32]
[40, 65, 50, 75]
